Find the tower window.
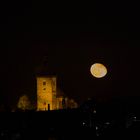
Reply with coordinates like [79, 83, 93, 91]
[43, 81, 46, 85]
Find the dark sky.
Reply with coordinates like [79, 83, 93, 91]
[0, 2, 140, 106]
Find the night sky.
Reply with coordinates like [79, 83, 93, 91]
[0, 2, 140, 107]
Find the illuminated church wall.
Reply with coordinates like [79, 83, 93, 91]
[37, 76, 78, 111]
[37, 76, 57, 111]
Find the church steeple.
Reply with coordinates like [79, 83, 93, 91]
[37, 76, 57, 111]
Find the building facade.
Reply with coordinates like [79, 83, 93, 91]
[37, 76, 78, 111]
[37, 76, 57, 111]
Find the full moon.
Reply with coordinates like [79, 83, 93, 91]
[90, 63, 107, 78]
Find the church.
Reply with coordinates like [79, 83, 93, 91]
[37, 75, 78, 111]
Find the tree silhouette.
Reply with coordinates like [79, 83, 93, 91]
[17, 95, 31, 111]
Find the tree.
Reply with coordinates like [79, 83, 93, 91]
[17, 95, 31, 111]
[68, 99, 78, 109]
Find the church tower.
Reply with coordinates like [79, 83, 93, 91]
[37, 76, 57, 111]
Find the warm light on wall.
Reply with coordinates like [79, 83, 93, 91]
[36, 76, 78, 111]
[37, 77, 57, 111]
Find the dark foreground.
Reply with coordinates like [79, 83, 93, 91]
[0, 108, 140, 140]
